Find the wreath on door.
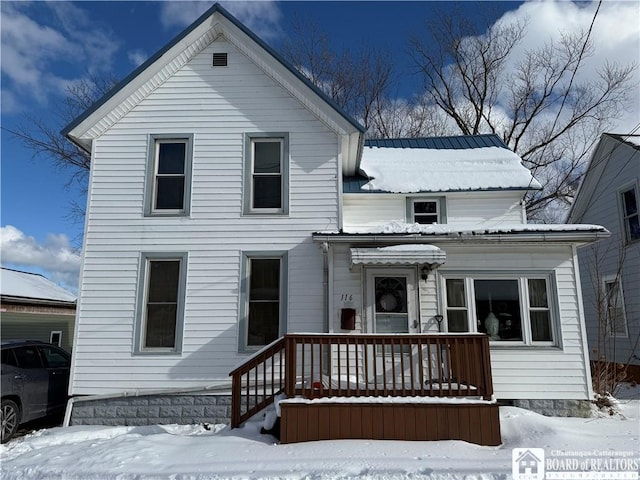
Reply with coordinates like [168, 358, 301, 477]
[375, 278, 406, 313]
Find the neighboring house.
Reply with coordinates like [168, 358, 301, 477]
[62, 4, 607, 437]
[568, 133, 640, 381]
[1, 268, 76, 351]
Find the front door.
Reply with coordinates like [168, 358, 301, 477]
[366, 268, 419, 388]
[366, 268, 419, 336]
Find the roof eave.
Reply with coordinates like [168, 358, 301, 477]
[62, 3, 364, 150]
[312, 230, 610, 245]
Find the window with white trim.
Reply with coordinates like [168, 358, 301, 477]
[135, 253, 187, 354]
[49, 331, 62, 347]
[145, 135, 193, 216]
[243, 133, 289, 214]
[442, 273, 556, 345]
[620, 185, 640, 243]
[407, 197, 446, 224]
[239, 252, 287, 351]
[603, 276, 627, 337]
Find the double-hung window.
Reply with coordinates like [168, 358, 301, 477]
[620, 185, 640, 243]
[442, 273, 556, 345]
[135, 253, 187, 354]
[145, 134, 193, 216]
[407, 197, 446, 224]
[244, 133, 289, 214]
[603, 275, 627, 337]
[239, 252, 287, 351]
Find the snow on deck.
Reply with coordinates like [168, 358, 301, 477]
[0, 268, 76, 303]
[359, 145, 542, 193]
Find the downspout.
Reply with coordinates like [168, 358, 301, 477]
[322, 241, 329, 333]
[573, 243, 595, 401]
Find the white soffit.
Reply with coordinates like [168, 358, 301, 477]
[350, 245, 446, 267]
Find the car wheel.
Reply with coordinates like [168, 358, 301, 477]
[1, 399, 21, 443]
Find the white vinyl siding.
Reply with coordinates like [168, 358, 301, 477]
[328, 243, 591, 401]
[343, 191, 525, 230]
[71, 37, 338, 394]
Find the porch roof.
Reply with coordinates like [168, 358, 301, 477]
[350, 245, 446, 267]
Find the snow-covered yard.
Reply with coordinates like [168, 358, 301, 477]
[1, 399, 638, 480]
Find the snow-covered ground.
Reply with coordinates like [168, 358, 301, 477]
[1, 400, 638, 480]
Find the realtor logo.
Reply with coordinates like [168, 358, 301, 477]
[512, 448, 545, 480]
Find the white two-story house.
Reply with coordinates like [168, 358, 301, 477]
[62, 4, 606, 431]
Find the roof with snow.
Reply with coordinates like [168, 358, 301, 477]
[1, 268, 76, 304]
[347, 134, 541, 194]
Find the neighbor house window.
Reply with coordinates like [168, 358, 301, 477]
[145, 134, 193, 216]
[239, 252, 288, 351]
[49, 331, 62, 347]
[620, 185, 640, 243]
[134, 253, 187, 354]
[442, 273, 556, 345]
[243, 133, 289, 214]
[407, 197, 446, 224]
[603, 276, 627, 337]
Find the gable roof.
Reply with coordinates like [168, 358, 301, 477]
[63, 3, 364, 172]
[567, 133, 640, 223]
[349, 134, 541, 194]
[1, 268, 76, 304]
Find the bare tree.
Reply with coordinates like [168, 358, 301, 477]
[587, 239, 639, 402]
[410, 4, 636, 220]
[281, 16, 397, 135]
[4, 74, 118, 224]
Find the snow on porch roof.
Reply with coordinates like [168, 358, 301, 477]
[357, 135, 542, 193]
[350, 245, 446, 268]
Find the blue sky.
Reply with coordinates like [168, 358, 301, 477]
[1, 1, 638, 292]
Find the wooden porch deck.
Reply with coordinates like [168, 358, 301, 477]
[229, 333, 501, 446]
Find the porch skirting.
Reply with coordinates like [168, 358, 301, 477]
[279, 401, 501, 446]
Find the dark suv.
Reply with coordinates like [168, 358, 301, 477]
[1, 340, 71, 443]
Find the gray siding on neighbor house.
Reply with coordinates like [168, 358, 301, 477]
[72, 37, 340, 395]
[1, 311, 75, 351]
[570, 134, 640, 367]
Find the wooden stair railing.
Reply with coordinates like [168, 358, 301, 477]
[229, 336, 286, 428]
[230, 333, 494, 428]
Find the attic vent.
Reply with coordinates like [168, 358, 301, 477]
[212, 53, 228, 67]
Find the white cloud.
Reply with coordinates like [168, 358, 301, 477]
[0, 225, 81, 291]
[159, 1, 283, 41]
[494, 0, 639, 135]
[128, 49, 149, 68]
[0, 2, 120, 112]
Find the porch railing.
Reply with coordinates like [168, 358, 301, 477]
[230, 333, 493, 428]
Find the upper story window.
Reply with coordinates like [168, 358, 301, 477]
[134, 253, 187, 354]
[243, 133, 289, 215]
[407, 197, 446, 224]
[620, 185, 640, 243]
[145, 134, 193, 216]
[603, 275, 627, 337]
[442, 273, 556, 346]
